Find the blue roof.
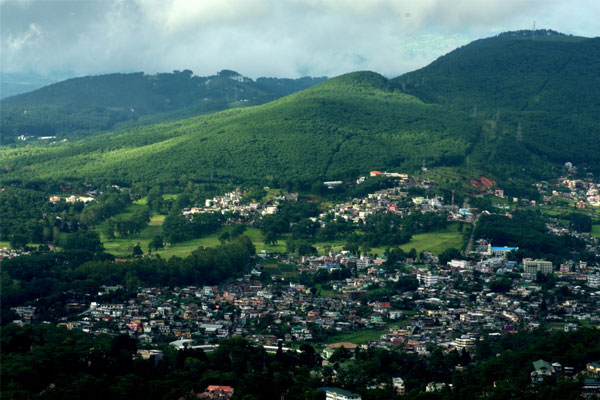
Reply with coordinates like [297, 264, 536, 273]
[491, 246, 518, 251]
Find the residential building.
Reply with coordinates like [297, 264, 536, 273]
[531, 359, 554, 384]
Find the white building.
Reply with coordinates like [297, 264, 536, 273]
[322, 388, 362, 400]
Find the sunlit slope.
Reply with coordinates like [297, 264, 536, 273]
[1, 72, 479, 186]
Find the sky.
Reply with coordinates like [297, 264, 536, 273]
[1, 0, 599, 80]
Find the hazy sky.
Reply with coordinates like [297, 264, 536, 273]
[1, 0, 599, 79]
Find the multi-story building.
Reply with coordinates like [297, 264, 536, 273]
[523, 259, 553, 275]
[587, 274, 600, 288]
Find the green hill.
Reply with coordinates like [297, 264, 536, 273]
[0, 71, 479, 188]
[391, 30, 600, 172]
[2, 30, 598, 189]
[0, 70, 326, 143]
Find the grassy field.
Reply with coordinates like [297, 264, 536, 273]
[93, 198, 161, 256]
[313, 224, 465, 257]
[325, 320, 411, 344]
[592, 224, 600, 239]
[399, 223, 465, 254]
[97, 208, 290, 258]
[260, 258, 300, 278]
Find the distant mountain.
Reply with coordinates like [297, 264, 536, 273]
[390, 30, 600, 174]
[0, 71, 479, 187]
[0, 72, 65, 99]
[0, 70, 327, 143]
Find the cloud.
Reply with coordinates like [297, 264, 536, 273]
[1, 0, 598, 78]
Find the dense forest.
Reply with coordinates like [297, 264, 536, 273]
[0, 70, 326, 143]
[0, 71, 480, 188]
[391, 31, 600, 174]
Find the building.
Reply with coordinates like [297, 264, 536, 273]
[322, 342, 358, 360]
[320, 387, 362, 400]
[523, 259, 553, 275]
[454, 335, 477, 352]
[197, 385, 234, 399]
[488, 245, 519, 258]
[531, 359, 554, 384]
[417, 273, 439, 287]
[448, 259, 468, 269]
[587, 274, 600, 288]
[392, 377, 405, 395]
[587, 361, 600, 376]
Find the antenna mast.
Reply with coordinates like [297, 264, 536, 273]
[532, 21, 536, 41]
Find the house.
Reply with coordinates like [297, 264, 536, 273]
[587, 361, 600, 377]
[392, 377, 405, 395]
[322, 342, 358, 360]
[531, 359, 554, 384]
[319, 387, 362, 400]
[196, 385, 234, 399]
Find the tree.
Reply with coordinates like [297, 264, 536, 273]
[9, 233, 28, 250]
[149, 235, 164, 251]
[63, 230, 104, 253]
[438, 247, 462, 265]
[264, 231, 277, 246]
[219, 231, 231, 243]
[132, 243, 143, 257]
[104, 219, 116, 239]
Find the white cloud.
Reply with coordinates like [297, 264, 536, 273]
[0, 0, 598, 78]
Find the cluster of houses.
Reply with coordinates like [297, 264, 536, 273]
[29, 236, 597, 361]
[181, 188, 297, 220]
[537, 176, 600, 209]
[48, 194, 96, 204]
[0, 247, 30, 261]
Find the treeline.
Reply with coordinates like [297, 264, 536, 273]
[79, 191, 132, 226]
[105, 209, 151, 238]
[2, 322, 599, 399]
[260, 200, 449, 253]
[1, 70, 327, 143]
[162, 211, 225, 243]
[0, 187, 133, 246]
[474, 211, 593, 264]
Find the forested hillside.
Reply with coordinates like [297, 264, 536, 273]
[391, 30, 600, 172]
[0, 70, 326, 143]
[1, 31, 598, 189]
[0, 72, 479, 188]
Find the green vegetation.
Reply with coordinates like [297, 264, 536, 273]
[592, 224, 600, 238]
[0, 71, 479, 189]
[392, 31, 600, 176]
[399, 224, 464, 255]
[3, 322, 598, 399]
[1, 70, 326, 143]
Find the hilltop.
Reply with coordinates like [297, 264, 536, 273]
[391, 30, 600, 173]
[0, 70, 326, 143]
[0, 71, 479, 188]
